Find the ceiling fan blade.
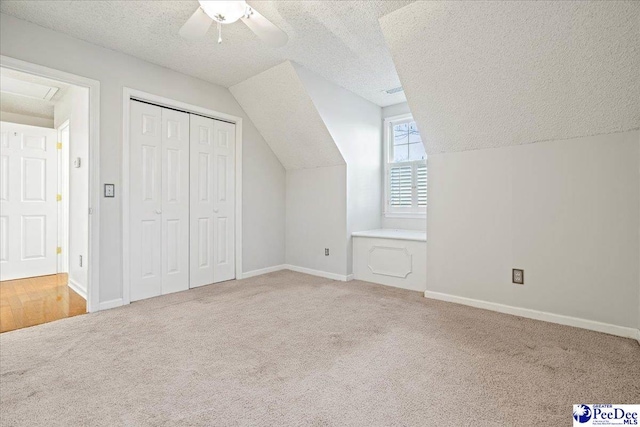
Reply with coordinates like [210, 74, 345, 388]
[179, 8, 213, 40]
[241, 7, 288, 48]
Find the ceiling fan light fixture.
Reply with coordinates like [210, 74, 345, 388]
[199, 0, 247, 24]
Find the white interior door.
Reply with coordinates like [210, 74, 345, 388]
[130, 101, 162, 301]
[0, 122, 58, 281]
[212, 120, 235, 283]
[130, 101, 190, 301]
[160, 108, 190, 295]
[189, 114, 215, 288]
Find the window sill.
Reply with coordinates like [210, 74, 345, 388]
[352, 229, 426, 242]
[384, 212, 426, 220]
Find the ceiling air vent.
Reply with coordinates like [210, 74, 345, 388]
[0, 76, 59, 101]
[384, 86, 404, 95]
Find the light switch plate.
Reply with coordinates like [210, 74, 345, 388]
[104, 184, 115, 198]
[512, 269, 524, 285]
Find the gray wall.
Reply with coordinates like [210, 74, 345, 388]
[54, 86, 89, 294]
[427, 130, 639, 328]
[285, 165, 348, 275]
[0, 13, 286, 304]
[296, 65, 382, 274]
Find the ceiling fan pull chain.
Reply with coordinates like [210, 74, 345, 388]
[217, 22, 222, 44]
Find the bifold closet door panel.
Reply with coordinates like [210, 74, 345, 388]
[129, 101, 162, 301]
[189, 114, 215, 288]
[160, 108, 190, 295]
[212, 120, 235, 283]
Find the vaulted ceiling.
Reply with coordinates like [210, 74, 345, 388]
[380, 1, 640, 154]
[231, 61, 345, 170]
[0, 0, 411, 107]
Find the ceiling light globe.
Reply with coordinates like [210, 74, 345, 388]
[199, 1, 247, 24]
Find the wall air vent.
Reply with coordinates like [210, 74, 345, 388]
[0, 76, 59, 101]
[384, 86, 404, 95]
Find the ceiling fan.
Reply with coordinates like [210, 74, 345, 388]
[179, 0, 288, 47]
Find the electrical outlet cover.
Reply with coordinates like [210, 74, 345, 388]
[104, 184, 115, 198]
[512, 269, 524, 285]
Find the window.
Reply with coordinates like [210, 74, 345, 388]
[384, 114, 426, 217]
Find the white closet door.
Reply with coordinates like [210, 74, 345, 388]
[212, 120, 235, 283]
[160, 108, 190, 295]
[189, 114, 215, 288]
[0, 122, 58, 281]
[130, 101, 162, 301]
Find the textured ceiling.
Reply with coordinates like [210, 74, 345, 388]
[0, 68, 70, 119]
[0, 0, 411, 107]
[230, 61, 344, 170]
[380, 1, 640, 154]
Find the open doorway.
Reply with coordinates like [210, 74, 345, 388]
[0, 67, 89, 332]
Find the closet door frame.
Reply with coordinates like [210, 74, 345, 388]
[122, 88, 243, 306]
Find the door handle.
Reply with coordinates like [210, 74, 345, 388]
[155, 210, 162, 214]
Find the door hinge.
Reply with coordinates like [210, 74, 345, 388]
[56, 194, 62, 201]
[57, 247, 62, 254]
[57, 142, 62, 150]
[88, 207, 93, 215]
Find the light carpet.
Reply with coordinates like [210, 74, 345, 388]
[1, 270, 639, 426]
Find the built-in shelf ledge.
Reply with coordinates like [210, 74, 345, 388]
[351, 229, 426, 242]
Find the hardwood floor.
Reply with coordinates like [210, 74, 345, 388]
[0, 274, 86, 333]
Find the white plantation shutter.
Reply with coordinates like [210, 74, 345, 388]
[384, 117, 427, 216]
[387, 162, 427, 213]
[417, 165, 427, 207]
[390, 165, 413, 207]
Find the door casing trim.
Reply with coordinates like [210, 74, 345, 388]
[1, 55, 101, 312]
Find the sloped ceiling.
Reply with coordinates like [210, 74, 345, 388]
[380, 1, 640, 154]
[230, 61, 345, 170]
[0, 1, 411, 107]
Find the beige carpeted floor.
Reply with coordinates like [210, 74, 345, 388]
[1, 270, 639, 426]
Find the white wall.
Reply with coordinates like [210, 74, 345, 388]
[0, 110, 53, 128]
[381, 102, 410, 119]
[0, 14, 286, 304]
[381, 102, 426, 232]
[285, 165, 348, 276]
[295, 65, 382, 274]
[54, 86, 89, 295]
[427, 130, 640, 329]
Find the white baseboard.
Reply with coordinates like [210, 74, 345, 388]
[424, 290, 639, 340]
[67, 278, 87, 301]
[283, 264, 352, 282]
[98, 298, 124, 311]
[240, 263, 352, 282]
[241, 264, 287, 279]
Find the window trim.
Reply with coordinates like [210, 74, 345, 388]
[383, 113, 426, 219]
